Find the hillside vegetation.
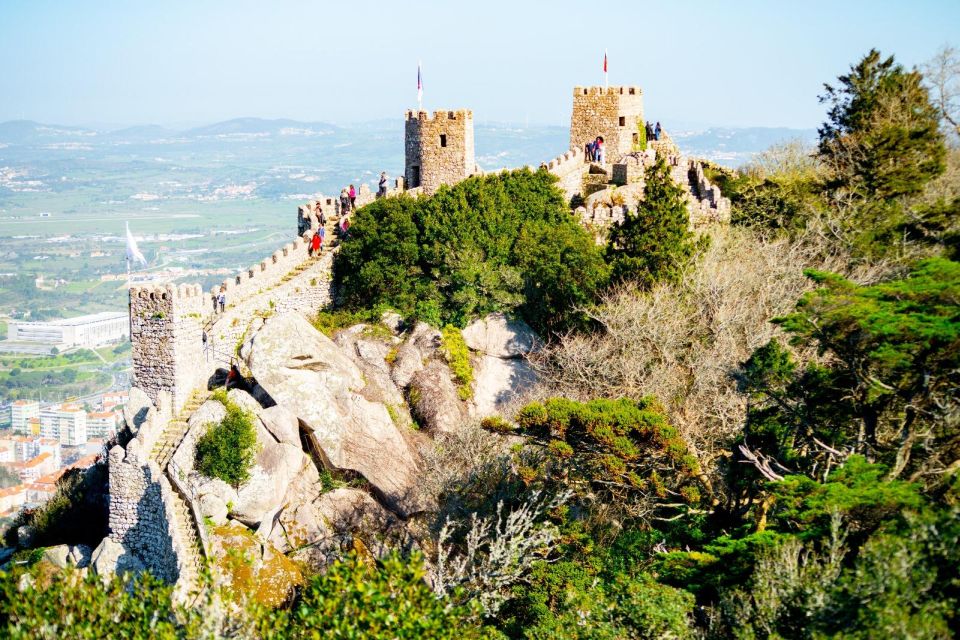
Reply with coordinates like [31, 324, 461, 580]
[4, 48, 960, 640]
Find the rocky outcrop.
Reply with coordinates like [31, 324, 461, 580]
[409, 361, 466, 434]
[461, 312, 541, 358]
[209, 521, 303, 608]
[472, 355, 539, 417]
[461, 313, 541, 417]
[244, 312, 428, 517]
[91, 538, 144, 580]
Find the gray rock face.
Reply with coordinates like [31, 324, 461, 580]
[461, 313, 541, 358]
[232, 435, 311, 528]
[471, 354, 539, 417]
[199, 493, 229, 526]
[90, 538, 144, 579]
[381, 311, 404, 333]
[42, 544, 71, 569]
[226, 388, 263, 416]
[245, 313, 428, 517]
[123, 387, 155, 434]
[409, 361, 466, 434]
[391, 340, 425, 390]
[259, 405, 301, 446]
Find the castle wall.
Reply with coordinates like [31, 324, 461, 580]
[543, 148, 587, 204]
[108, 440, 190, 583]
[129, 284, 205, 414]
[570, 86, 644, 162]
[405, 110, 475, 195]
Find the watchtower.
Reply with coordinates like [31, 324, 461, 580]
[129, 284, 206, 414]
[570, 86, 645, 162]
[405, 109, 476, 195]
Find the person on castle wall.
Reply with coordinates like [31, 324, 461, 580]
[319, 224, 325, 250]
[586, 139, 596, 162]
[595, 136, 605, 164]
[654, 122, 662, 141]
[349, 184, 357, 210]
[646, 121, 654, 140]
[217, 289, 226, 314]
[378, 172, 388, 198]
[310, 230, 321, 257]
[340, 188, 351, 215]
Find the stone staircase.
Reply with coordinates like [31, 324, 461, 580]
[151, 392, 206, 468]
[149, 391, 208, 593]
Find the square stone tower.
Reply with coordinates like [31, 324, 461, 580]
[129, 283, 206, 414]
[570, 86, 645, 162]
[405, 109, 476, 195]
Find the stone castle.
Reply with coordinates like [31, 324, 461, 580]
[106, 82, 731, 597]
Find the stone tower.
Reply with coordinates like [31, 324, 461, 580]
[570, 86, 645, 162]
[405, 109, 476, 195]
[129, 284, 206, 414]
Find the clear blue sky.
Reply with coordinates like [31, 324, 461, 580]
[1, 0, 958, 129]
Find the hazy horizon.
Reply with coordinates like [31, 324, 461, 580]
[2, 1, 958, 131]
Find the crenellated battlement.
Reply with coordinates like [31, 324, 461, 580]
[405, 109, 473, 123]
[573, 85, 643, 97]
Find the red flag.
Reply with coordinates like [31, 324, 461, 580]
[603, 50, 608, 73]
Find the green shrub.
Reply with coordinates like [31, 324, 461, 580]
[256, 551, 493, 640]
[441, 325, 473, 399]
[0, 567, 189, 639]
[195, 397, 258, 488]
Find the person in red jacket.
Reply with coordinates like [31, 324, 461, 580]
[310, 230, 321, 256]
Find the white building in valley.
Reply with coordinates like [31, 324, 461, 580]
[11, 400, 40, 435]
[7, 312, 128, 349]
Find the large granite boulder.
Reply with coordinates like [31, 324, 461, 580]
[90, 538, 144, 580]
[471, 354, 539, 417]
[122, 387, 155, 435]
[231, 424, 312, 527]
[408, 361, 466, 434]
[209, 521, 303, 608]
[461, 313, 541, 358]
[245, 312, 428, 517]
[259, 405, 301, 446]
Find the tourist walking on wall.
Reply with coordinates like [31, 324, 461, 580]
[319, 225, 325, 249]
[310, 230, 321, 256]
[654, 122, 662, 141]
[340, 188, 350, 215]
[378, 172, 388, 198]
[595, 136, 605, 164]
[217, 289, 226, 313]
[349, 184, 357, 210]
[645, 121, 654, 140]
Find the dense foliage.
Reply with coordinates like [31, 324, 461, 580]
[1, 568, 186, 639]
[334, 168, 608, 333]
[195, 392, 258, 488]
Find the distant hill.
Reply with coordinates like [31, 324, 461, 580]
[185, 118, 338, 137]
[672, 127, 817, 165]
[0, 120, 97, 144]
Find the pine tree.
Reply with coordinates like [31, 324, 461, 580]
[818, 49, 946, 203]
[607, 157, 698, 287]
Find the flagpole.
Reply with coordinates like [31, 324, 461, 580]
[417, 60, 423, 112]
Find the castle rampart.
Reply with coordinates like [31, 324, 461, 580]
[405, 109, 476, 195]
[543, 147, 587, 204]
